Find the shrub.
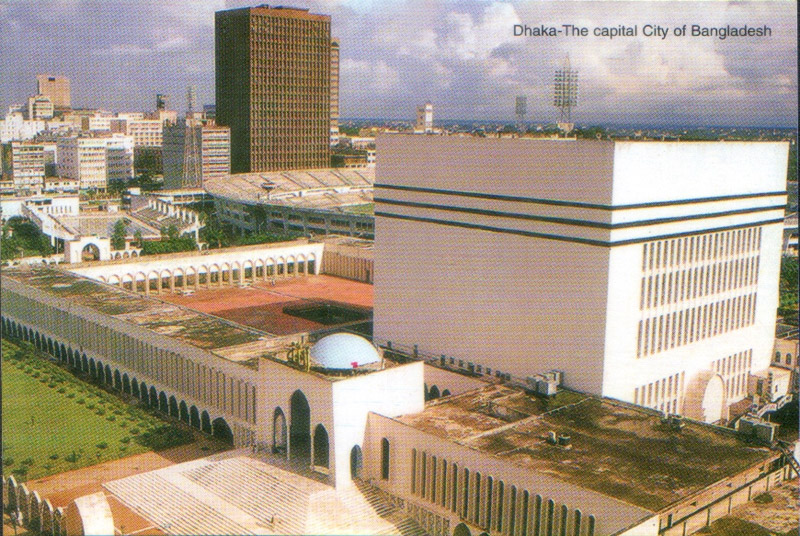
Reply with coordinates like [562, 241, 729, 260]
[96, 442, 108, 449]
[119, 446, 128, 452]
[119, 421, 127, 428]
[106, 415, 116, 422]
[24, 367, 33, 374]
[32, 371, 40, 378]
[21, 457, 33, 466]
[66, 392, 76, 399]
[120, 437, 131, 444]
[12, 466, 27, 477]
[76, 398, 85, 404]
[130, 428, 139, 435]
[48, 383, 57, 388]
[114, 409, 123, 416]
[57, 387, 66, 394]
[96, 408, 106, 416]
[49, 454, 59, 460]
[65, 452, 79, 462]
[3, 457, 14, 466]
[39, 377, 48, 383]
[87, 403, 95, 410]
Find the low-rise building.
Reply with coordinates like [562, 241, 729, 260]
[27, 94, 54, 120]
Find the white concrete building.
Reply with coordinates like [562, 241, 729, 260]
[1, 141, 45, 192]
[57, 135, 134, 190]
[110, 118, 163, 147]
[374, 135, 789, 423]
[27, 94, 54, 120]
[415, 102, 434, 134]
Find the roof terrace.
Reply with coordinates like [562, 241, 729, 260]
[398, 384, 775, 512]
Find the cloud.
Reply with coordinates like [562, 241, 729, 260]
[0, 0, 796, 126]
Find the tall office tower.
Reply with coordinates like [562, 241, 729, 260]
[36, 75, 71, 109]
[374, 135, 788, 423]
[415, 102, 433, 133]
[330, 39, 340, 146]
[215, 5, 332, 173]
[163, 119, 230, 190]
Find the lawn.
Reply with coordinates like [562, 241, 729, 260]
[341, 203, 374, 215]
[1, 338, 193, 482]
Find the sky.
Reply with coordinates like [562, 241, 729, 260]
[0, 0, 796, 127]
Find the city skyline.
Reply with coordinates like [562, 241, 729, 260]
[0, 0, 796, 127]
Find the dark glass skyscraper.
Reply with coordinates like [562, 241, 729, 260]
[215, 5, 331, 173]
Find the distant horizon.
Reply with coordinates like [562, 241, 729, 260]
[1, 1, 796, 127]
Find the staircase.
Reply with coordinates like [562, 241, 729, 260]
[104, 472, 253, 535]
[776, 441, 800, 475]
[104, 451, 429, 536]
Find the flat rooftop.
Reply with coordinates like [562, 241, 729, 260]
[397, 384, 775, 512]
[3, 266, 382, 379]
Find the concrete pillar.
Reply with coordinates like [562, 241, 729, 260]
[169, 274, 175, 293]
[219, 268, 224, 287]
[239, 266, 245, 286]
[144, 276, 151, 295]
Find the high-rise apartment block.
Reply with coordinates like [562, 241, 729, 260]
[163, 119, 230, 189]
[330, 38, 340, 146]
[1, 142, 46, 192]
[215, 5, 331, 173]
[57, 135, 134, 190]
[36, 75, 71, 109]
[110, 118, 163, 147]
[374, 135, 788, 424]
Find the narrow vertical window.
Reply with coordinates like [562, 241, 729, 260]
[411, 449, 417, 493]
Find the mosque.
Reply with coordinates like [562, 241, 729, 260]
[1, 137, 796, 536]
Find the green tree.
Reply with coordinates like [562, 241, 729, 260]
[111, 220, 127, 251]
[778, 255, 799, 321]
[133, 229, 143, 248]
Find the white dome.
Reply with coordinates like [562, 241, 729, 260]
[309, 333, 381, 369]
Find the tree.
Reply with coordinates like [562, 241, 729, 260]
[111, 220, 127, 250]
[778, 255, 799, 321]
[133, 229, 143, 248]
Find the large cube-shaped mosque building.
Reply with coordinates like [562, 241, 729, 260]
[374, 136, 788, 423]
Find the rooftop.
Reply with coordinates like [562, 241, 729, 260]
[204, 168, 373, 212]
[5, 268, 265, 366]
[3, 265, 388, 379]
[397, 384, 775, 512]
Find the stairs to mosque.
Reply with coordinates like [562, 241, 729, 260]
[304, 479, 428, 536]
[184, 455, 312, 534]
[104, 472, 252, 535]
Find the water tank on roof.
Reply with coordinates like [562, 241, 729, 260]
[309, 333, 381, 370]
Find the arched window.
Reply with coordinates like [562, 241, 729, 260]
[313, 424, 329, 468]
[381, 438, 390, 480]
[787, 353, 793, 366]
[775, 351, 782, 362]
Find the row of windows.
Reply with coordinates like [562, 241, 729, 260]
[642, 227, 762, 272]
[637, 293, 757, 357]
[635, 372, 684, 414]
[713, 349, 753, 401]
[410, 449, 595, 536]
[640, 255, 760, 310]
